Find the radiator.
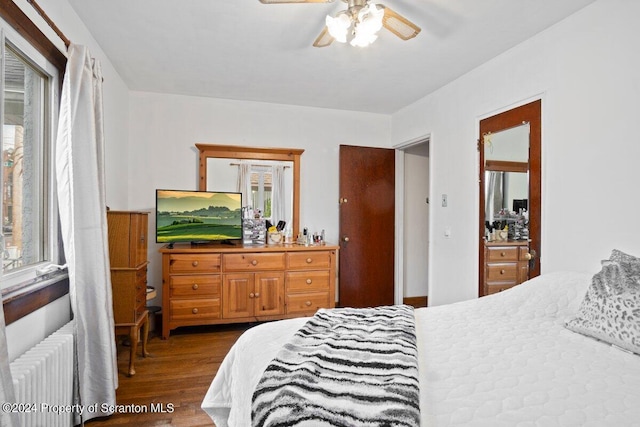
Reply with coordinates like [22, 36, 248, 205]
[10, 321, 74, 427]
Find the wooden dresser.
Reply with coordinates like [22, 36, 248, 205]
[159, 243, 338, 339]
[106, 210, 150, 375]
[483, 240, 530, 295]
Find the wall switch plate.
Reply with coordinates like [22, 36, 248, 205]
[441, 194, 448, 207]
[444, 227, 451, 238]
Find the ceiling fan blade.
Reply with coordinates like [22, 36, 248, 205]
[259, 0, 332, 3]
[313, 26, 335, 47]
[382, 6, 421, 40]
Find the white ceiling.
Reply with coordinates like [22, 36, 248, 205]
[67, 0, 596, 114]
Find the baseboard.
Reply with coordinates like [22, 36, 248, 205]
[403, 296, 428, 308]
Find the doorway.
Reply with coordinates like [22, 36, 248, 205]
[400, 141, 430, 307]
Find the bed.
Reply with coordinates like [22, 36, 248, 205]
[202, 265, 640, 426]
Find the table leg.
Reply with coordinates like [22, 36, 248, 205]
[128, 325, 139, 376]
[141, 311, 150, 357]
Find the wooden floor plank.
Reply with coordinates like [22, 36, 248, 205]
[86, 323, 251, 427]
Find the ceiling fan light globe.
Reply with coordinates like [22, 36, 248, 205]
[355, 2, 384, 45]
[361, 3, 384, 24]
[350, 32, 377, 47]
[326, 14, 350, 43]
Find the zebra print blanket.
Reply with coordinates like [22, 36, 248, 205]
[251, 305, 420, 427]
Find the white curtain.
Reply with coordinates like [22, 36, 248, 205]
[55, 44, 117, 424]
[271, 165, 286, 224]
[486, 171, 504, 222]
[0, 308, 18, 427]
[237, 162, 253, 209]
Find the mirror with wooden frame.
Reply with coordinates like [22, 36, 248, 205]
[478, 100, 541, 297]
[196, 143, 304, 238]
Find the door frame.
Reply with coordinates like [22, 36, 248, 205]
[394, 134, 432, 305]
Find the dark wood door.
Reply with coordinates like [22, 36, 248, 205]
[479, 100, 541, 296]
[339, 145, 395, 308]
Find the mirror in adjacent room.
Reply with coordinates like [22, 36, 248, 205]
[196, 144, 304, 237]
[205, 157, 294, 226]
[478, 100, 541, 297]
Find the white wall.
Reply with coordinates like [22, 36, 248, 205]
[5, 0, 130, 358]
[127, 92, 391, 301]
[392, 0, 640, 306]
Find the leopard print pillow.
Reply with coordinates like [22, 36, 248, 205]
[566, 260, 640, 355]
[608, 249, 640, 264]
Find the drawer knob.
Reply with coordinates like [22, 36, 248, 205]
[306, 258, 312, 264]
[192, 308, 199, 314]
[251, 260, 258, 266]
[192, 283, 199, 290]
[500, 269, 506, 275]
[500, 252, 506, 257]
[192, 261, 199, 267]
[305, 301, 312, 307]
[306, 278, 312, 285]
[254, 292, 260, 298]
[249, 293, 255, 298]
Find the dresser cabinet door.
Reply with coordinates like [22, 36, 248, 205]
[222, 272, 285, 318]
[254, 272, 284, 316]
[222, 274, 254, 318]
[131, 213, 148, 268]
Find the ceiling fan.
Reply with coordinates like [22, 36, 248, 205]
[259, 0, 421, 48]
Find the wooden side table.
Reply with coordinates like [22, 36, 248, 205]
[115, 309, 150, 376]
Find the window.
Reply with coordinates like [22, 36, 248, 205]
[250, 167, 273, 220]
[0, 22, 61, 291]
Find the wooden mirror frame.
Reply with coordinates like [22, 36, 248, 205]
[196, 143, 304, 238]
[478, 100, 541, 297]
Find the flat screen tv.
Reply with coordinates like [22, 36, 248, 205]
[156, 189, 242, 245]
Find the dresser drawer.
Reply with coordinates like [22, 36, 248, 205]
[135, 272, 146, 314]
[486, 283, 517, 295]
[286, 292, 330, 315]
[170, 298, 221, 320]
[486, 247, 519, 262]
[286, 271, 330, 292]
[223, 252, 285, 271]
[287, 251, 332, 270]
[169, 254, 221, 273]
[486, 263, 518, 282]
[170, 275, 221, 298]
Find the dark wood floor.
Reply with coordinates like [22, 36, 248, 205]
[86, 322, 251, 427]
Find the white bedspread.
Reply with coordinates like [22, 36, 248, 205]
[202, 272, 640, 426]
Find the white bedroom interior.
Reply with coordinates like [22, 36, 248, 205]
[2, 0, 640, 423]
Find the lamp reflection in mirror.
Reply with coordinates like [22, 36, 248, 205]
[326, 1, 384, 47]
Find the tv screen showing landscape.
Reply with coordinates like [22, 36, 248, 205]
[156, 189, 242, 244]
